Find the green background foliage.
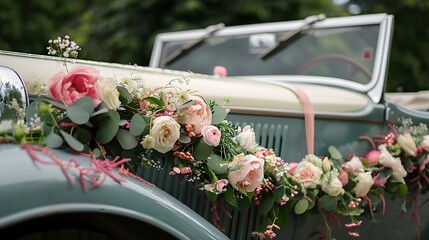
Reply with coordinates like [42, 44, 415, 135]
[0, 0, 428, 92]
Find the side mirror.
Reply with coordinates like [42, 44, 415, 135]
[0, 66, 29, 120]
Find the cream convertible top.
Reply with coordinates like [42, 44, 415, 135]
[0, 51, 368, 114]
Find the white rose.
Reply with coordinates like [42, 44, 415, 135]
[422, 135, 429, 148]
[235, 125, 256, 151]
[322, 157, 332, 172]
[397, 133, 417, 157]
[346, 156, 365, 173]
[321, 171, 344, 196]
[293, 159, 323, 189]
[353, 172, 374, 197]
[378, 144, 407, 184]
[150, 116, 180, 153]
[96, 78, 121, 109]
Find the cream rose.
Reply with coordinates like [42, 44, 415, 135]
[322, 157, 332, 172]
[422, 135, 429, 148]
[378, 144, 407, 184]
[353, 172, 374, 197]
[150, 116, 180, 153]
[228, 154, 264, 193]
[292, 158, 323, 189]
[321, 171, 345, 197]
[96, 78, 121, 109]
[235, 125, 256, 151]
[178, 96, 212, 135]
[201, 125, 221, 146]
[397, 133, 417, 157]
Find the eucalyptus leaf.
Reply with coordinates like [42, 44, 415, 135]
[207, 154, 228, 174]
[45, 132, 63, 148]
[211, 105, 228, 124]
[74, 128, 92, 144]
[116, 129, 138, 150]
[294, 199, 309, 215]
[91, 107, 109, 117]
[71, 96, 95, 113]
[117, 86, 132, 105]
[60, 130, 84, 151]
[34, 96, 67, 110]
[96, 110, 120, 144]
[193, 138, 213, 161]
[238, 195, 252, 211]
[272, 185, 285, 201]
[67, 106, 90, 124]
[258, 194, 274, 215]
[92, 148, 101, 158]
[295, 198, 308, 215]
[179, 133, 191, 144]
[320, 195, 338, 212]
[176, 99, 194, 110]
[129, 114, 146, 136]
[328, 146, 342, 160]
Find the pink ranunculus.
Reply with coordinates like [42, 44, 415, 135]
[47, 66, 102, 107]
[201, 125, 221, 146]
[178, 96, 212, 135]
[213, 65, 228, 77]
[228, 155, 264, 193]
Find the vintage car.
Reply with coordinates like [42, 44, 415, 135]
[1, 13, 429, 240]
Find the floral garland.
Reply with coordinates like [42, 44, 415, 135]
[1, 36, 429, 239]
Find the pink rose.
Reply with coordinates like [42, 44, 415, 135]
[365, 150, 380, 164]
[179, 96, 212, 135]
[47, 66, 101, 107]
[201, 125, 221, 146]
[228, 154, 264, 193]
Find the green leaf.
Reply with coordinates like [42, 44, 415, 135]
[45, 132, 63, 148]
[129, 114, 146, 136]
[36, 96, 67, 110]
[211, 105, 228, 124]
[60, 130, 84, 151]
[238, 195, 252, 211]
[96, 110, 120, 144]
[294, 198, 309, 215]
[205, 190, 218, 202]
[207, 154, 228, 174]
[258, 194, 274, 215]
[176, 99, 194, 110]
[320, 195, 338, 212]
[71, 96, 95, 113]
[328, 146, 342, 160]
[223, 186, 238, 208]
[74, 128, 92, 144]
[142, 96, 164, 107]
[92, 148, 101, 158]
[272, 185, 285, 201]
[193, 137, 213, 161]
[90, 107, 108, 117]
[116, 129, 138, 150]
[117, 86, 132, 105]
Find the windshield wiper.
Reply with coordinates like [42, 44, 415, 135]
[259, 14, 326, 60]
[161, 23, 225, 67]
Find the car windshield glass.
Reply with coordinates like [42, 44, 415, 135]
[161, 25, 379, 84]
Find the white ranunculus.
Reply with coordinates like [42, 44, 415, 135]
[378, 144, 407, 184]
[235, 125, 256, 151]
[96, 78, 121, 109]
[346, 156, 365, 173]
[397, 133, 417, 157]
[292, 159, 323, 189]
[353, 172, 374, 197]
[321, 171, 344, 197]
[150, 116, 180, 153]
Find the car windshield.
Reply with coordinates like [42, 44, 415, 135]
[160, 25, 379, 85]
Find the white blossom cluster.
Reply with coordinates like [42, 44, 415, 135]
[47, 35, 81, 58]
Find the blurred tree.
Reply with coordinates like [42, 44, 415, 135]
[0, 0, 91, 55]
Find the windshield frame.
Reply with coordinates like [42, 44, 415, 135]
[150, 13, 393, 104]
